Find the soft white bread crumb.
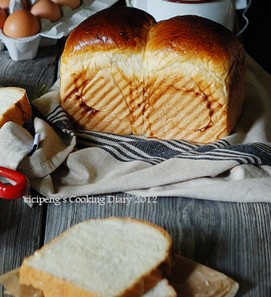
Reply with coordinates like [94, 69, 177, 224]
[19, 217, 173, 297]
[0, 87, 32, 128]
[143, 279, 177, 297]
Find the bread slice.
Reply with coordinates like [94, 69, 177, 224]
[19, 217, 173, 297]
[0, 87, 32, 128]
[9, 277, 177, 297]
[143, 279, 177, 297]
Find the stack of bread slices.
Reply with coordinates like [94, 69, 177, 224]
[19, 217, 177, 297]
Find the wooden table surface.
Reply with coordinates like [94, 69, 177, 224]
[1, 1, 271, 297]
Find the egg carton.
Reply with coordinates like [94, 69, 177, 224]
[0, 0, 119, 61]
[0, 40, 4, 51]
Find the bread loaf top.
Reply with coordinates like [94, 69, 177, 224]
[146, 15, 243, 65]
[62, 6, 156, 60]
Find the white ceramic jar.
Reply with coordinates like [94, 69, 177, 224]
[126, 0, 235, 31]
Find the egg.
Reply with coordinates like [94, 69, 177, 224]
[3, 10, 40, 38]
[31, 0, 62, 22]
[0, 7, 7, 29]
[51, 0, 81, 10]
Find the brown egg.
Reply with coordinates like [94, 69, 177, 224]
[51, 0, 81, 10]
[31, 0, 62, 22]
[0, 7, 7, 29]
[0, 0, 29, 12]
[3, 10, 40, 38]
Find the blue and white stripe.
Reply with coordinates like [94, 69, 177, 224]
[47, 104, 271, 167]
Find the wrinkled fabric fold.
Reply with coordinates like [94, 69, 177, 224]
[0, 55, 270, 202]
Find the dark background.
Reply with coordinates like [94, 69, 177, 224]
[239, 0, 271, 74]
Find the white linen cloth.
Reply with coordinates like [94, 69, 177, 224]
[0, 55, 271, 202]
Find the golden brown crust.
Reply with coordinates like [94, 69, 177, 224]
[0, 87, 32, 128]
[142, 15, 245, 142]
[146, 15, 241, 66]
[20, 266, 90, 297]
[60, 9, 245, 143]
[62, 7, 156, 60]
[60, 7, 156, 135]
[20, 263, 171, 297]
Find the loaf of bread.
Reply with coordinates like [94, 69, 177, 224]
[19, 217, 176, 297]
[0, 87, 32, 128]
[60, 7, 245, 143]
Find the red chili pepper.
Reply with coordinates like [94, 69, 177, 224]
[0, 167, 29, 200]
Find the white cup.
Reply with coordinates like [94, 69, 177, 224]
[126, 0, 235, 31]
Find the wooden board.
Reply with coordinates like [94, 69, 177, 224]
[42, 195, 271, 297]
[0, 45, 60, 100]
[1, 1, 271, 296]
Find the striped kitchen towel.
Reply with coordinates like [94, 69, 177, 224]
[1, 55, 270, 202]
